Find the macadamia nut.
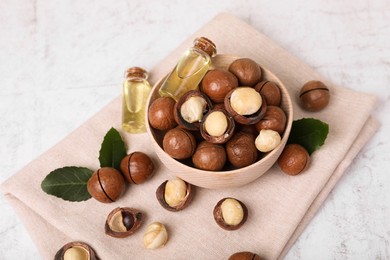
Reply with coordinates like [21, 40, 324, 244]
[164, 178, 187, 208]
[255, 129, 281, 152]
[180, 96, 207, 123]
[204, 111, 228, 137]
[143, 222, 168, 249]
[221, 198, 244, 226]
[64, 246, 89, 260]
[230, 87, 262, 115]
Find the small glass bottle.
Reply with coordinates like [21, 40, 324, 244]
[158, 37, 217, 101]
[122, 67, 151, 133]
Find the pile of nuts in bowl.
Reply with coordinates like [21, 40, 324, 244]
[148, 57, 288, 171]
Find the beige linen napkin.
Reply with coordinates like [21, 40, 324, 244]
[1, 13, 379, 260]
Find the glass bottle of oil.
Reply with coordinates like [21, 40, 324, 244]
[122, 67, 151, 133]
[158, 37, 217, 101]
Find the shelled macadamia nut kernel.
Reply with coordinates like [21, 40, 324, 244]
[255, 129, 281, 152]
[143, 222, 168, 249]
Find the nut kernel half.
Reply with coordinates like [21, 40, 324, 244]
[105, 207, 143, 238]
[180, 96, 207, 123]
[230, 87, 262, 115]
[221, 198, 244, 226]
[255, 129, 281, 152]
[164, 178, 187, 208]
[108, 210, 127, 233]
[143, 222, 168, 249]
[204, 111, 228, 137]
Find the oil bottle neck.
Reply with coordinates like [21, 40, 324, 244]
[125, 67, 148, 80]
[192, 37, 217, 57]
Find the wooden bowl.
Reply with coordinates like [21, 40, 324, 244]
[146, 55, 293, 189]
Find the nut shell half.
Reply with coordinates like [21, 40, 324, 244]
[105, 207, 143, 238]
[213, 197, 248, 230]
[156, 180, 193, 211]
[54, 241, 98, 260]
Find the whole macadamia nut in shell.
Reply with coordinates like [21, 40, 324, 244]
[163, 128, 196, 160]
[192, 141, 227, 171]
[226, 132, 258, 168]
[255, 80, 282, 106]
[148, 97, 177, 130]
[228, 58, 262, 86]
[201, 69, 238, 103]
[299, 80, 330, 112]
[255, 106, 287, 135]
[87, 167, 125, 203]
[278, 144, 310, 175]
[120, 152, 155, 184]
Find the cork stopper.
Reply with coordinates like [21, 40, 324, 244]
[125, 67, 148, 80]
[193, 37, 217, 57]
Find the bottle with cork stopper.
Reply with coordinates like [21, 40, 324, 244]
[121, 67, 151, 133]
[158, 37, 217, 101]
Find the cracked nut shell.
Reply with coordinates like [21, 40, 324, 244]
[105, 207, 143, 238]
[213, 197, 248, 230]
[54, 241, 97, 260]
[87, 167, 125, 203]
[120, 152, 155, 184]
[156, 178, 193, 211]
[148, 96, 177, 131]
[228, 58, 262, 86]
[163, 128, 196, 160]
[277, 144, 310, 175]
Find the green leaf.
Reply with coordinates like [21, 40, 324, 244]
[287, 118, 329, 155]
[98, 127, 127, 170]
[41, 166, 93, 202]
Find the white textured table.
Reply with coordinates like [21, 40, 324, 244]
[1, 1, 389, 259]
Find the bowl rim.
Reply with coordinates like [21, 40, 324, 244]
[145, 54, 293, 177]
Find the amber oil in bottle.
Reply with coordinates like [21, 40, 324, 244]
[158, 37, 217, 101]
[122, 67, 151, 133]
